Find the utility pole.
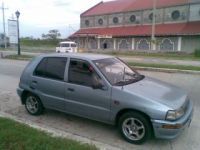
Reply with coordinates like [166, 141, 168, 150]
[151, 0, 156, 50]
[0, 2, 8, 48]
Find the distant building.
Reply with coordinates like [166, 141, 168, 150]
[71, 0, 200, 52]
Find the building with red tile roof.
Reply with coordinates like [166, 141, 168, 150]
[71, 0, 200, 52]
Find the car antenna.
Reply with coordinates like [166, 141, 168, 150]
[122, 67, 125, 90]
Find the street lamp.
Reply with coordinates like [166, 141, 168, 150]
[15, 10, 21, 55]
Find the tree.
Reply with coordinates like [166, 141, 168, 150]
[41, 29, 61, 40]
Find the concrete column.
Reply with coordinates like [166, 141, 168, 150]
[113, 38, 116, 50]
[97, 38, 100, 49]
[152, 42, 156, 50]
[178, 37, 182, 51]
[132, 38, 135, 50]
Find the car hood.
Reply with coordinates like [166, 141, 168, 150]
[123, 76, 187, 110]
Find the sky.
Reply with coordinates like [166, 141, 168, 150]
[0, 0, 110, 38]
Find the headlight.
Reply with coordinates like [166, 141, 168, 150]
[166, 107, 185, 121]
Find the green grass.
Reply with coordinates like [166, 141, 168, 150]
[21, 46, 55, 53]
[0, 117, 97, 150]
[0, 46, 55, 53]
[4, 54, 34, 60]
[128, 62, 200, 71]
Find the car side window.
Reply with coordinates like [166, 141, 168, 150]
[61, 43, 69, 47]
[34, 57, 67, 81]
[68, 59, 100, 87]
[45, 58, 67, 80]
[34, 58, 47, 77]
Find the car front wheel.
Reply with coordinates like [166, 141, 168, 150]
[118, 111, 152, 144]
[25, 94, 44, 115]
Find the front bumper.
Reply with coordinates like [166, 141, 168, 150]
[151, 100, 193, 139]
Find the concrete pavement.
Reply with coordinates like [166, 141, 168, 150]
[0, 59, 200, 150]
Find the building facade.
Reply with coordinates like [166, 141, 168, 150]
[71, 0, 200, 52]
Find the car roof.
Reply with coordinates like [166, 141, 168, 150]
[39, 53, 114, 61]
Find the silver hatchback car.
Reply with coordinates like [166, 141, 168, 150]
[17, 53, 193, 144]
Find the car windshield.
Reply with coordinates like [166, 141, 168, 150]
[93, 58, 144, 86]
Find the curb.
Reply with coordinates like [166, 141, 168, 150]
[133, 66, 200, 75]
[0, 112, 120, 150]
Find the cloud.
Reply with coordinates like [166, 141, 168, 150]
[1, 0, 104, 37]
[53, 0, 71, 7]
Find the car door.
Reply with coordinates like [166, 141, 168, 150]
[31, 57, 67, 111]
[64, 58, 111, 122]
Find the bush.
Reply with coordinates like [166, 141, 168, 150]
[194, 48, 200, 57]
[20, 39, 60, 47]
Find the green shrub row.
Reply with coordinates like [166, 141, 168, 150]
[194, 48, 200, 57]
[20, 39, 61, 47]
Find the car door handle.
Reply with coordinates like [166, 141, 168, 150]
[29, 86, 35, 90]
[32, 81, 37, 84]
[67, 88, 75, 92]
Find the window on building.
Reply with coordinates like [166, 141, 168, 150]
[137, 39, 150, 50]
[89, 39, 97, 49]
[68, 59, 100, 87]
[130, 15, 136, 22]
[98, 18, 103, 25]
[149, 13, 153, 21]
[85, 20, 90, 26]
[119, 39, 131, 50]
[34, 57, 67, 81]
[171, 10, 180, 20]
[113, 17, 119, 24]
[160, 38, 174, 51]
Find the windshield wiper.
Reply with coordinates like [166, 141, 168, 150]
[114, 75, 145, 86]
[114, 79, 134, 86]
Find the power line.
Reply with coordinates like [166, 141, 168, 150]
[0, 2, 8, 48]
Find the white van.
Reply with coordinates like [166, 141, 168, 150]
[56, 41, 77, 53]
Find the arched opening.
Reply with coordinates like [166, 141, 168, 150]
[118, 39, 131, 50]
[137, 39, 150, 50]
[100, 39, 113, 50]
[160, 38, 174, 51]
[89, 39, 97, 49]
[103, 43, 108, 49]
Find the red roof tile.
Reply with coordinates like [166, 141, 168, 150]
[71, 22, 200, 37]
[81, 0, 189, 17]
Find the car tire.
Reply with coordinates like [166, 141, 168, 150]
[118, 111, 152, 144]
[25, 93, 44, 116]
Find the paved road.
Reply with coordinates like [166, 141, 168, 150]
[0, 59, 200, 150]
